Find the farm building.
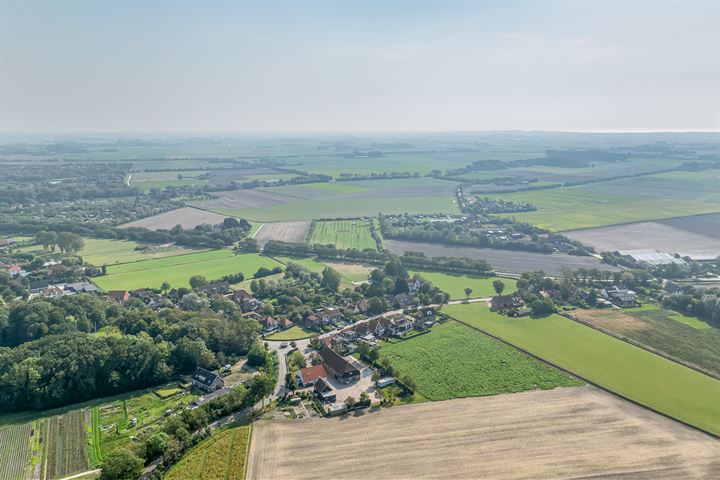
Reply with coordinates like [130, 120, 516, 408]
[199, 281, 230, 296]
[191, 368, 225, 393]
[490, 295, 524, 311]
[320, 347, 360, 383]
[314, 377, 336, 403]
[616, 250, 685, 266]
[297, 364, 328, 387]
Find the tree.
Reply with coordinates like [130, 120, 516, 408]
[345, 395, 356, 409]
[160, 281, 171, 293]
[321, 266, 342, 292]
[145, 432, 169, 461]
[309, 337, 323, 351]
[493, 280, 505, 295]
[359, 391, 370, 406]
[99, 448, 144, 480]
[189, 275, 208, 290]
[285, 372, 297, 392]
[247, 341, 268, 367]
[587, 289, 597, 306]
[367, 347, 379, 363]
[531, 298, 554, 316]
[464, 287, 473, 301]
[401, 375, 417, 393]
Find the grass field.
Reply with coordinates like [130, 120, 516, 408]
[573, 305, 720, 378]
[410, 271, 517, 300]
[265, 325, 317, 340]
[445, 303, 720, 435]
[92, 250, 282, 290]
[20, 237, 201, 266]
[378, 321, 580, 401]
[165, 426, 252, 480]
[272, 256, 368, 288]
[489, 170, 720, 231]
[308, 219, 377, 250]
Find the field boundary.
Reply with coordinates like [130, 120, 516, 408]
[447, 313, 720, 439]
[559, 311, 720, 382]
[242, 425, 253, 480]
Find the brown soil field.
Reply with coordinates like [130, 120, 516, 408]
[191, 188, 303, 210]
[564, 221, 719, 253]
[119, 207, 229, 230]
[573, 308, 649, 333]
[253, 221, 311, 246]
[247, 386, 720, 480]
[659, 213, 720, 240]
[326, 262, 373, 278]
[383, 239, 618, 275]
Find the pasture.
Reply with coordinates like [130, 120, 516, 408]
[377, 321, 580, 401]
[165, 426, 252, 480]
[445, 303, 720, 435]
[488, 170, 720, 231]
[247, 387, 720, 480]
[195, 177, 460, 222]
[119, 207, 232, 230]
[410, 271, 517, 299]
[572, 305, 720, 377]
[308, 219, 378, 250]
[92, 250, 282, 290]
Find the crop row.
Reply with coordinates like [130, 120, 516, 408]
[0, 423, 31, 480]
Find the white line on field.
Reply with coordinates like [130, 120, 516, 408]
[251, 224, 265, 238]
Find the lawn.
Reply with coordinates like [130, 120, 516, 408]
[309, 219, 378, 250]
[265, 325, 317, 341]
[19, 237, 201, 265]
[92, 250, 282, 290]
[377, 321, 580, 401]
[445, 303, 720, 435]
[488, 170, 720, 231]
[410, 271, 517, 300]
[165, 426, 252, 480]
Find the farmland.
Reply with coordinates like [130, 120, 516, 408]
[247, 387, 720, 480]
[383, 239, 617, 275]
[119, 207, 232, 230]
[308, 219, 378, 250]
[165, 426, 252, 480]
[252, 221, 311, 246]
[0, 423, 31, 480]
[410, 271, 517, 300]
[487, 170, 720, 231]
[92, 250, 282, 290]
[195, 177, 460, 222]
[378, 321, 580, 401]
[445, 303, 720, 435]
[572, 305, 720, 377]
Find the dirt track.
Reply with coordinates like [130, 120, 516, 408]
[247, 386, 720, 480]
[119, 207, 229, 230]
[253, 221, 311, 246]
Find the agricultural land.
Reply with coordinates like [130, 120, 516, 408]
[252, 221, 311, 246]
[308, 219, 378, 250]
[119, 207, 231, 231]
[445, 303, 720, 435]
[164, 426, 251, 480]
[378, 321, 580, 401]
[409, 271, 517, 300]
[247, 387, 720, 480]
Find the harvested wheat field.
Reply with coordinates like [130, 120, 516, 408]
[119, 207, 229, 230]
[247, 386, 720, 480]
[253, 221, 311, 246]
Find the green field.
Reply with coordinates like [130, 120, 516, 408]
[489, 170, 720, 231]
[272, 256, 368, 288]
[445, 303, 720, 435]
[377, 321, 580, 401]
[20, 237, 201, 266]
[165, 426, 251, 480]
[309, 219, 377, 250]
[265, 325, 317, 340]
[410, 271, 517, 300]
[92, 250, 282, 290]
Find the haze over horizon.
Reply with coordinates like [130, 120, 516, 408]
[1, 1, 718, 134]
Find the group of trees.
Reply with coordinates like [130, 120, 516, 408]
[35, 230, 85, 253]
[662, 288, 720, 323]
[0, 293, 261, 411]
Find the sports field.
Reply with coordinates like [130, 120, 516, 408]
[308, 219, 377, 250]
[247, 387, 720, 480]
[445, 303, 720, 435]
[378, 321, 580, 401]
[92, 250, 282, 290]
[410, 271, 517, 299]
[20, 237, 201, 266]
[489, 170, 720, 231]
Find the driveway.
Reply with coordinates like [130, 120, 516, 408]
[325, 361, 381, 404]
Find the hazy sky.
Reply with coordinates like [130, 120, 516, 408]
[1, 1, 718, 133]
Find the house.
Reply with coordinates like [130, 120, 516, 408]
[258, 316, 280, 333]
[314, 377, 336, 404]
[6, 265, 27, 278]
[42, 285, 65, 298]
[29, 280, 50, 294]
[663, 281, 683, 294]
[191, 368, 225, 393]
[319, 346, 360, 383]
[304, 314, 322, 330]
[349, 299, 369, 315]
[317, 307, 343, 325]
[278, 318, 294, 330]
[407, 278, 422, 294]
[107, 290, 130, 303]
[392, 293, 413, 308]
[600, 286, 638, 308]
[229, 289, 264, 312]
[199, 281, 230, 296]
[66, 281, 101, 294]
[384, 313, 415, 334]
[297, 364, 328, 387]
[490, 295, 524, 311]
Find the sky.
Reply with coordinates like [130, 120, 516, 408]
[1, 1, 718, 133]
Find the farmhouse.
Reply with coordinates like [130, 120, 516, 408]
[314, 377, 336, 403]
[191, 368, 225, 393]
[107, 290, 131, 303]
[490, 295, 524, 311]
[320, 346, 360, 383]
[601, 286, 638, 308]
[297, 364, 328, 387]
